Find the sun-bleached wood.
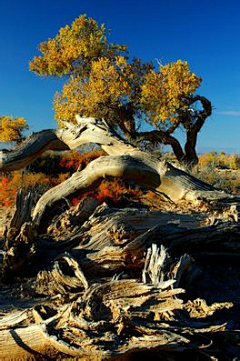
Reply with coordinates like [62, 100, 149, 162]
[1, 116, 229, 227]
[1, 116, 240, 359]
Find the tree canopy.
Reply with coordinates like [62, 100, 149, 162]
[29, 15, 127, 77]
[30, 14, 212, 166]
[0, 116, 28, 143]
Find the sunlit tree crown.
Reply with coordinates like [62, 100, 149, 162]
[0, 116, 28, 143]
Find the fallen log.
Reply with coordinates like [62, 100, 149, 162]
[1, 117, 238, 230]
[1, 116, 240, 359]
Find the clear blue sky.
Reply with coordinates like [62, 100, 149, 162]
[0, 0, 240, 153]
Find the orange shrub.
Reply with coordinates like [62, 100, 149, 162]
[0, 171, 59, 207]
[0, 175, 15, 207]
[0, 150, 145, 209]
[59, 150, 105, 173]
[70, 180, 142, 207]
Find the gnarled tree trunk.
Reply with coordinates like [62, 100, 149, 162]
[0, 116, 240, 360]
[1, 117, 237, 228]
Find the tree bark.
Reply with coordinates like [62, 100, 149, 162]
[134, 96, 212, 167]
[182, 96, 212, 166]
[136, 129, 185, 162]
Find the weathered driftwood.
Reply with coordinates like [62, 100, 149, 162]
[0, 129, 69, 171]
[1, 199, 240, 359]
[1, 116, 240, 359]
[46, 202, 240, 252]
[32, 116, 239, 227]
[1, 191, 37, 280]
[0, 240, 237, 360]
[1, 117, 238, 230]
[5, 190, 32, 235]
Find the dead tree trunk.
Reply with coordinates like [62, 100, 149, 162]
[1, 116, 237, 229]
[0, 116, 240, 359]
[1, 200, 239, 359]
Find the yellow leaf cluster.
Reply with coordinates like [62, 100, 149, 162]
[140, 60, 201, 127]
[0, 116, 28, 143]
[54, 56, 152, 127]
[30, 14, 203, 138]
[29, 15, 127, 77]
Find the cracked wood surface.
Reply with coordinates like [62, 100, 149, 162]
[0, 116, 240, 359]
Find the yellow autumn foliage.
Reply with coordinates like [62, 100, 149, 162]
[0, 116, 28, 143]
[29, 15, 205, 146]
[29, 15, 127, 77]
[54, 56, 152, 127]
[140, 60, 202, 127]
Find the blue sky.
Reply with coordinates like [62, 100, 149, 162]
[0, 0, 240, 153]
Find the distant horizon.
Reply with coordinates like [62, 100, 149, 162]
[197, 146, 240, 155]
